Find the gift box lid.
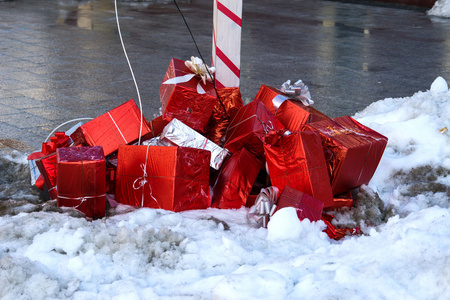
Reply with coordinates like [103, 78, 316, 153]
[57, 146, 105, 163]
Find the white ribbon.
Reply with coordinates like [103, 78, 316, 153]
[247, 186, 279, 228]
[58, 194, 105, 210]
[132, 145, 160, 208]
[278, 79, 314, 107]
[163, 56, 215, 94]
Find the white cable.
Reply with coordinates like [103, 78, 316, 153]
[45, 118, 94, 142]
[114, 0, 144, 145]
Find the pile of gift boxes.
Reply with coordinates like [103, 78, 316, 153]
[27, 57, 387, 240]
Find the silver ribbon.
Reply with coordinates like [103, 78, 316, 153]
[162, 56, 215, 94]
[247, 186, 280, 228]
[278, 79, 314, 107]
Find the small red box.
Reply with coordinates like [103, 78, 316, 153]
[264, 131, 334, 208]
[212, 148, 262, 209]
[224, 99, 284, 159]
[255, 84, 329, 131]
[160, 58, 217, 133]
[302, 116, 388, 196]
[35, 153, 58, 200]
[70, 99, 151, 157]
[115, 145, 211, 212]
[275, 186, 324, 222]
[56, 146, 106, 218]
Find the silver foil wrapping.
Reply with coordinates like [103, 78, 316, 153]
[159, 118, 229, 170]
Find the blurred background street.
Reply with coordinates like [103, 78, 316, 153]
[1, 0, 450, 150]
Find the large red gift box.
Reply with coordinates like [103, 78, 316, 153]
[159, 58, 217, 133]
[115, 145, 211, 212]
[224, 99, 284, 159]
[264, 131, 335, 208]
[35, 153, 58, 200]
[212, 147, 262, 209]
[275, 186, 324, 222]
[56, 146, 106, 218]
[70, 99, 151, 157]
[255, 84, 329, 131]
[302, 116, 388, 196]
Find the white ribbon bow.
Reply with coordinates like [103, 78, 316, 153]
[163, 56, 216, 94]
[247, 186, 280, 228]
[279, 79, 314, 106]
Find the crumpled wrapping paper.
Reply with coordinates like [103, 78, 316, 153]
[205, 87, 243, 145]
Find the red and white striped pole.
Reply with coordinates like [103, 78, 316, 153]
[212, 0, 242, 88]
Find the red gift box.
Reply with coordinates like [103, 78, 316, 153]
[56, 146, 106, 218]
[35, 153, 58, 200]
[302, 116, 388, 196]
[159, 58, 217, 133]
[224, 99, 284, 158]
[115, 145, 211, 212]
[275, 186, 324, 222]
[70, 99, 151, 157]
[255, 84, 329, 131]
[264, 131, 334, 208]
[212, 147, 262, 209]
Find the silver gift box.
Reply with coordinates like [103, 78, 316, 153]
[159, 118, 229, 170]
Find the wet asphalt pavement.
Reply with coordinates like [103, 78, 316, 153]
[1, 0, 450, 151]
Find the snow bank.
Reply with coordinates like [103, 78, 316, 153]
[0, 76, 449, 299]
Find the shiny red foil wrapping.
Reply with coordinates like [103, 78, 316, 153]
[264, 131, 335, 208]
[321, 213, 362, 240]
[255, 84, 329, 131]
[56, 146, 106, 218]
[224, 99, 284, 159]
[275, 186, 324, 222]
[212, 148, 262, 209]
[70, 99, 151, 157]
[206, 87, 244, 145]
[302, 116, 388, 196]
[36, 153, 58, 200]
[332, 191, 354, 208]
[159, 58, 217, 133]
[115, 145, 211, 212]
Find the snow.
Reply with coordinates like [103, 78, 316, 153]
[1, 76, 450, 299]
[428, 0, 450, 17]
